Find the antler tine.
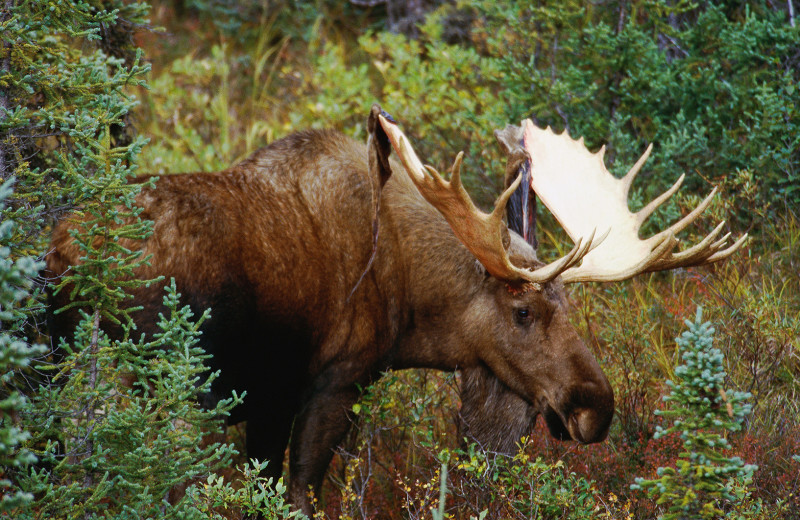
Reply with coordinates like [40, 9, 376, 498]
[378, 114, 600, 288]
[524, 229, 601, 284]
[521, 120, 746, 283]
[694, 220, 728, 248]
[643, 221, 728, 272]
[646, 230, 749, 272]
[561, 233, 679, 283]
[635, 174, 685, 226]
[706, 232, 734, 256]
[378, 114, 528, 284]
[652, 187, 719, 241]
[704, 233, 749, 263]
[710, 233, 732, 250]
[448, 151, 465, 186]
[393, 134, 427, 183]
[622, 143, 654, 199]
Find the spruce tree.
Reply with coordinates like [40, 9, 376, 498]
[1, 1, 246, 517]
[0, 179, 47, 512]
[632, 308, 757, 519]
[16, 282, 242, 519]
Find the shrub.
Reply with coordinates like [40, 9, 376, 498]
[15, 283, 242, 519]
[1, 2, 265, 517]
[185, 459, 305, 519]
[465, 0, 800, 224]
[448, 441, 601, 520]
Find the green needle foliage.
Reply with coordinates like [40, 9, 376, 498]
[0, 179, 47, 513]
[0, 0, 151, 255]
[632, 308, 757, 519]
[2, 1, 255, 517]
[15, 282, 242, 519]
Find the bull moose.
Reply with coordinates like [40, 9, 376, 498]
[46, 105, 745, 514]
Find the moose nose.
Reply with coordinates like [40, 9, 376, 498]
[568, 407, 611, 444]
[564, 379, 615, 444]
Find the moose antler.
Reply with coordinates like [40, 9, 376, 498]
[521, 120, 748, 283]
[377, 114, 600, 286]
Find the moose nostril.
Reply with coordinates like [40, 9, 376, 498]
[569, 408, 610, 444]
[568, 414, 585, 443]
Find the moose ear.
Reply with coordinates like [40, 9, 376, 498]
[494, 125, 527, 190]
[347, 104, 394, 298]
[494, 124, 523, 155]
[368, 104, 393, 188]
[474, 259, 490, 278]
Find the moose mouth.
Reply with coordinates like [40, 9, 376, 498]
[542, 405, 574, 441]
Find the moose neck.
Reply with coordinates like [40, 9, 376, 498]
[379, 170, 486, 372]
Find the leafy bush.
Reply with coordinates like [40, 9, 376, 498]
[321, 370, 460, 519]
[317, 368, 608, 520]
[449, 442, 601, 520]
[140, 44, 241, 174]
[465, 1, 799, 222]
[185, 459, 305, 519]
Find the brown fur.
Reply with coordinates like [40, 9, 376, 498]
[46, 107, 613, 515]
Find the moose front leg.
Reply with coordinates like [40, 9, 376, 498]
[288, 366, 363, 516]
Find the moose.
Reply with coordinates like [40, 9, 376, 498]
[46, 105, 745, 514]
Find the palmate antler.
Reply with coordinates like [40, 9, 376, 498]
[377, 114, 746, 288]
[378, 114, 599, 286]
[521, 120, 747, 283]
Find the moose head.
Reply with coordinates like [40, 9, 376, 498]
[376, 111, 746, 451]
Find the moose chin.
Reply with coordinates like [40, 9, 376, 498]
[46, 104, 745, 515]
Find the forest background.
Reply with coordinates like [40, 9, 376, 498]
[0, 0, 798, 518]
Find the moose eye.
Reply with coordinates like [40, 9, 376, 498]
[514, 307, 531, 325]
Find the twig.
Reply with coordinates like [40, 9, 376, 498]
[83, 306, 101, 504]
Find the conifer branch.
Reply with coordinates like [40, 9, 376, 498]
[0, 0, 13, 181]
